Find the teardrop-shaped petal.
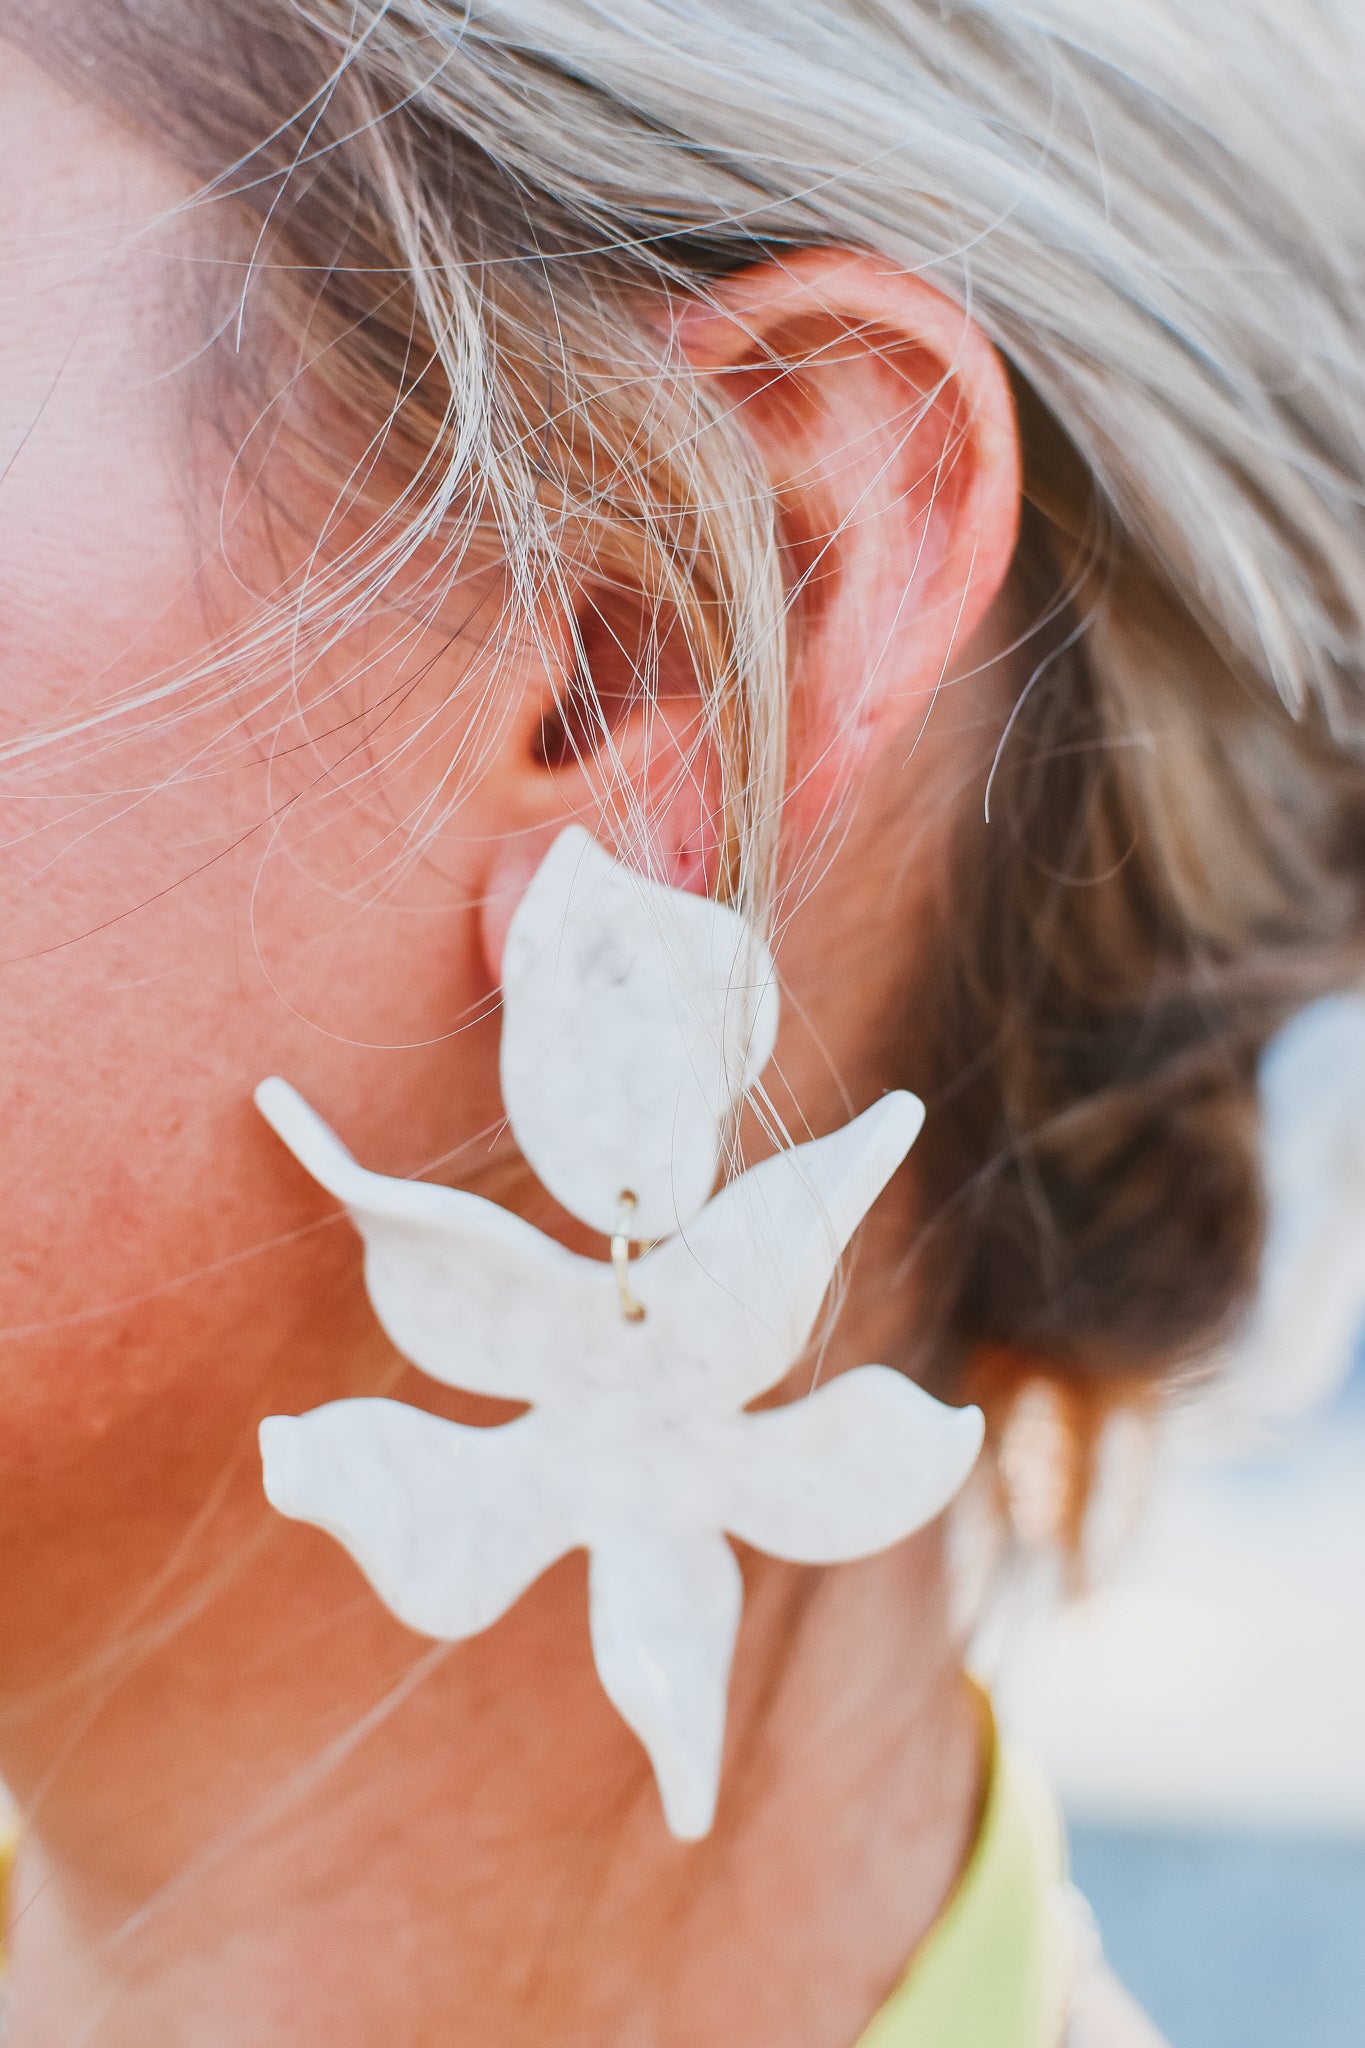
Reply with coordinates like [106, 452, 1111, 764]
[499, 827, 778, 1240]
[716, 1367, 984, 1564]
[261, 1400, 576, 1640]
[257, 1078, 609, 1404]
[638, 1092, 925, 1410]
[587, 1525, 743, 1841]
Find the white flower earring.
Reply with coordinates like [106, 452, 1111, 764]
[257, 827, 984, 1839]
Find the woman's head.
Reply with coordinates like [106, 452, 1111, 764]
[4, 0, 1360, 1441]
[2, 4, 1363, 2029]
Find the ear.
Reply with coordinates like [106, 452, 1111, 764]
[479, 247, 1020, 966]
[477, 579, 725, 973]
[673, 246, 1020, 823]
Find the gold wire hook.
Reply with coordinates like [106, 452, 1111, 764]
[611, 1190, 647, 1324]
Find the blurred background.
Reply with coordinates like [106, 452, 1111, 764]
[992, 993, 1365, 2047]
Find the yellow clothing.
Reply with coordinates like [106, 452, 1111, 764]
[0, 1813, 15, 1985]
[855, 1710, 1073, 2047]
[0, 1709, 1073, 2044]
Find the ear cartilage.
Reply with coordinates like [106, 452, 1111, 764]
[257, 827, 981, 1839]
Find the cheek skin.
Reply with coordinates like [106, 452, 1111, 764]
[0, 532, 513, 1445]
[0, 60, 523, 1639]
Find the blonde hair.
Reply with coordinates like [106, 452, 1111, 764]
[20, 0, 1365, 1393]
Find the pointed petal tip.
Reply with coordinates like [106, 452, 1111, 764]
[254, 1074, 295, 1122]
[548, 821, 598, 861]
[251, 1079, 364, 1207]
[530, 823, 611, 906]
[258, 1413, 302, 1515]
[925, 1388, 985, 1469]
[879, 1088, 926, 1152]
[255, 1077, 321, 1160]
[953, 1399, 987, 1477]
[652, 1736, 722, 1840]
[661, 1782, 718, 1842]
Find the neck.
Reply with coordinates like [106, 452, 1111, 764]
[1, 830, 984, 2046]
[3, 1488, 980, 2048]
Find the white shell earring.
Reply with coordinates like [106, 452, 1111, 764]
[257, 827, 984, 1839]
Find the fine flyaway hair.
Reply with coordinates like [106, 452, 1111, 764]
[10, 0, 1365, 1408]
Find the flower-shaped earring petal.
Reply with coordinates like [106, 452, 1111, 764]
[258, 830, 984, 1838]
[499, 825, 779, 1240]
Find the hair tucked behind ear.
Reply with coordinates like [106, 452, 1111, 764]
[18, 0, 1365, 1405]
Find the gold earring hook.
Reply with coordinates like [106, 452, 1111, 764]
[611, 1190, 648, 1324]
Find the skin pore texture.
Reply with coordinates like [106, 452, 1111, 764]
[0, 48, 1028, 2048]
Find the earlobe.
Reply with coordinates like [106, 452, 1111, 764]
[673, 247, 1022, 814]
[478, 589, 724, 978]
